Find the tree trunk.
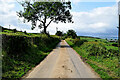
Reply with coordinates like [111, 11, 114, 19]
[44, 26, 47, 34]
[44, 26, 50, 37]
[43, 15, 47, 34]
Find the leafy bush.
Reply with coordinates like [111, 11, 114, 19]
[2, 34, 60, 78]
[13, 29, 17, 33]
[4, 30, 13, 33]
[2, 35, 60, 56]
[24, 31, 27, 34]
[67, 30, 77, 39]
[108, 49, 118, 56]
[8, 36, 31, 56]
[112, 43, 118, 47]
[55, 31, 63, 36]
[80, 42, 118, 57]
[95, 40, 97, 42]
[73, 38, 87, 46]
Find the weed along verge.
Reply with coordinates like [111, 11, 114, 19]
[65, 37, 119, 79]
[2, 34, 60, 78]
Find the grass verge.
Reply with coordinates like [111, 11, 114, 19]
[65, 38, 119, 79]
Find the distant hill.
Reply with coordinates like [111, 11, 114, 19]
[78, 36, 101, 39]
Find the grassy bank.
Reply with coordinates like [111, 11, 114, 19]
[65, 37, 119, 79]
[2, 31, 60, 78]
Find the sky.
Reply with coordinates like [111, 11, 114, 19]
[0, 0, 119, 38]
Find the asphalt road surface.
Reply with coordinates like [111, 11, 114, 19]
[25, 40, 100, 78]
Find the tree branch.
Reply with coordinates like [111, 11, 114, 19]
[38, 19, 44, 24]
[46, 18, 54, 28]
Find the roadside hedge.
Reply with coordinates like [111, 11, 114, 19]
[2, 34, 59, 56]
[2, 34, 60, 78]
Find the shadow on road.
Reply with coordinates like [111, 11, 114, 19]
[59, 45, 70, 48]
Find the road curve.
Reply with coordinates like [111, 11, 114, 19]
[24, 40, 100, 78]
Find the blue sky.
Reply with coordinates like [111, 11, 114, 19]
[71, 2, 116, 12]
[0, 0, 119, 38]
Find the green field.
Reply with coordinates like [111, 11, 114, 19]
[65, 37, 119, 79]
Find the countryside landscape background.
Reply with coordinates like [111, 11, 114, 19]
[0, 0, 119, 39]
[0, 0, 119, 79]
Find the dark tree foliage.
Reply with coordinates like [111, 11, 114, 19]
[55, 31, 63, 36]
[24, 31, 27, 34]
[13, 29, 17, 33]
[17, 1, 73, 34]
[67, 29, 77, 39]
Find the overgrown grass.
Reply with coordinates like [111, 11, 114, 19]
[2, 46, 48, 78]
[2, 33, 60, 78]
[0, 31, 48, 37]
[65, 37, 119, 79]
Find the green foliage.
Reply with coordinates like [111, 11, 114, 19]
[65, 37, 119, 78]
[79, 36, 105, 42]
[73, 38, 80, 43]
[67, 38, 118, 58]
[2, 34, 60, 78]
[1, 30, 52, 37]
[55, 31, 63, 36]
[65, 38, 74, 46]
[13, 29, 17, 33]
[80, 42, 115, 57]
[66, 38, 87, 47]
[73, 38, 88, 46]
[4, 30, 13, 33]
[17, 1, 73, 34]
[112, 43, 118, 47]
[4, 36, 31, 56]
[51, 35, 59, 38]
[2, 50, 47, 78]
[24, 31, 27, 34]
[67, 29, 77, 39]
[60, 33, 67, 40]
[86, 61, 112, 78]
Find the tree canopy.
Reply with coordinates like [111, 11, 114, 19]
[67, 29, 77, 39]
[17, 1, 73, 34]
[55, 31, 63, 36]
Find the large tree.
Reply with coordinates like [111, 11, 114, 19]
[17, 1, 73, 34]
[67, 29, 77, 39]
[55, 31, 63, 36]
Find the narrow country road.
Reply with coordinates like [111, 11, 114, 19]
[25, 40, 100, 78]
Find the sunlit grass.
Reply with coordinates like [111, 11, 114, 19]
[65, 37, 119, 79]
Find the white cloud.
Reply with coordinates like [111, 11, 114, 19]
[0, 0, 37, 33]
[0, 0, 16, 26]
[89, 23, 109, 28]
[0, 0, 15, 3]
[48, 5, 118, 37]
[73, 6, 118, 33]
